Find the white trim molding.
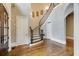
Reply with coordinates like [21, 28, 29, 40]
[66, 36, 73, 40]
[47, 38, 66, 44]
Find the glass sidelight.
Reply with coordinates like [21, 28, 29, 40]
[3, 12, 9, 44]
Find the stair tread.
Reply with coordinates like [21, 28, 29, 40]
[33, 38, 41, 41]
[33, 34, 39, 36]
[33, 37, 40, 40]
[33, 35, 39, 36]
[32, 39, 42, 43]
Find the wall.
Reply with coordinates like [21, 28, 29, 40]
[16, 16, 29, 45]
[11, 16, 16, 43]
[42, 3, 73, 44]
[11, 5, 16, 43]
[42, 4, 66, 44]
[11, 3, 31, 46]
[11, 3, 23, 43]
[74, 3, 79, 56]
[31, 3, 50, 29]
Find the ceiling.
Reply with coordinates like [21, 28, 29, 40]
[11, 3, 31, 16]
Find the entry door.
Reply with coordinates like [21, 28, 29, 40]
[16, 16, 28, 45]
[0, 4, 9, 55]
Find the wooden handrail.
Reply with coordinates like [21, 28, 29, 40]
[39, 3, 53, 26]
[32, 25, 39, 30]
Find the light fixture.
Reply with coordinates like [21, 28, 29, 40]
[30, 12, 32, 16]
[45, 6, 49, 10]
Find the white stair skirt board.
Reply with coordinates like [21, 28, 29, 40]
[66, 36, 73, 40]
[50, 39, 66, 48]
[29, 40, 43, 47]
[47, 38, 66, 45]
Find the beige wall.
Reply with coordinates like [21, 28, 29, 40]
[31, 3, 50, 29]
[11, 4, 23, 43]
[11, 3, 32, 44]
[66, 13, 74, 38]
[11, 4, 16, 43]
[11, 12, 16, 43]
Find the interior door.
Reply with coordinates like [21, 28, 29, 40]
[16, 16, 28, 45]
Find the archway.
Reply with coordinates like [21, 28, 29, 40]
[66, 12, 74, 56]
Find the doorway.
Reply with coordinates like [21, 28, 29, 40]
[66, 12, 74, 55]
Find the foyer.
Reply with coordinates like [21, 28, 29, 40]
[0, 3, 75, 56]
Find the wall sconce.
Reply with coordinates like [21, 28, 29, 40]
[45, 6, 49, 10]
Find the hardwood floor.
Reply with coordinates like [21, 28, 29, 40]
[7, 39, 73, 56]
[66, 38, 74, 56]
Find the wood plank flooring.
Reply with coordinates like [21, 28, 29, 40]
[66, 38, 74, 56]
[8, 39, 73, 56]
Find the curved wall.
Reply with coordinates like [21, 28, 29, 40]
[42, 3, 73, 44]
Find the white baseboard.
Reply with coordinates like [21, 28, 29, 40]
[52, 39, 66, 44]
[66, 36, 73, 39]
[11, 42, 29, 47]
[11, 42, 19, 47]
[47, 38, 66, 44]
[8, 47, 11, 52]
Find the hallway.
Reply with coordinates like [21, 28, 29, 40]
[9, 39, 73, 56]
